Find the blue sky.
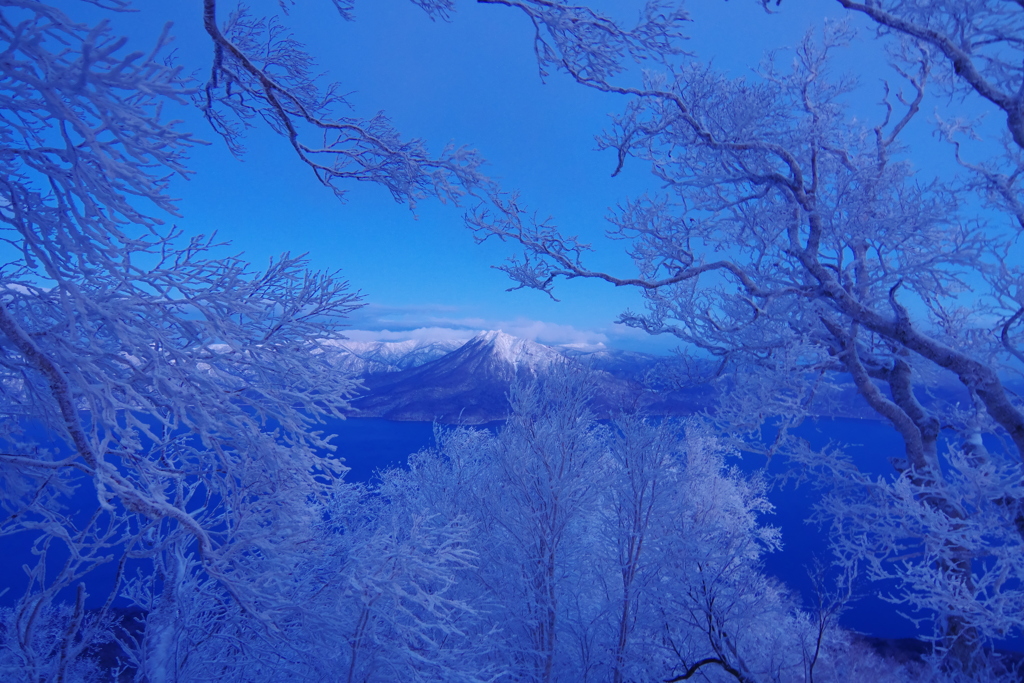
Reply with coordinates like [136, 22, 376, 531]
[83, 0, 968, 352]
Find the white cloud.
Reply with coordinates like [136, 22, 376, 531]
[497, 318, 607, 349]
[342, 327, 483, 343]
[340, 317, 609, 351]
[340, 304, 676, 353]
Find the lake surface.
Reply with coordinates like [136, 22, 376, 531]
[749, 417, 913, 639]
[328, 416, 440, 482]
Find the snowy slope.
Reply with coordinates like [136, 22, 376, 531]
[560, 347, 664, 382]
[321, 338, 466, 375]
[347, 330, 695, 423]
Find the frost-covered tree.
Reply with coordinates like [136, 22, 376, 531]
[398, 368, 607, 682]
[104, 479, 485, 683]
[393, 368, 922, 682]
[469, 0, 1024, 670]
[311, 481, 484, 683]
[0, 0, 500, 678]
[0, 0, 693, 677]
[0, 2, 376, 677]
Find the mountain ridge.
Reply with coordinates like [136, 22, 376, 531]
[343, 330, 697, 423]
[327, 331, 1024, 424]
[322, 337, 466, 375]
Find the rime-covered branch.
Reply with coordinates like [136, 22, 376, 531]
[200, 0, 490, 206]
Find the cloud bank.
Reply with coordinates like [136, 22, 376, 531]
[339, 303, 679, 353]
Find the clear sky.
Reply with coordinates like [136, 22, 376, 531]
[76, 0, 971, 353]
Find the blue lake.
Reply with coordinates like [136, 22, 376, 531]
[747, 417, 913, 640]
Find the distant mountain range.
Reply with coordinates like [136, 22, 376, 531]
[326, 331, 706, 424]
[323, 331, 1024, 424]
[321, 337, 466, 375]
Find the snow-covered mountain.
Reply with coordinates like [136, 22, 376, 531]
[459, 330, 566, 374]
[560, 347, 664, 382]
[330, 332, 1024, 423]
[346, 330, 696, 423]
[326, 333, 665, 380]
[322, 337, 466, 375]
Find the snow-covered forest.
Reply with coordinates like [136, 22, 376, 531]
[1, 0, 1023, 680]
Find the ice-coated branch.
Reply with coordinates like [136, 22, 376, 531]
[835, 0, 1024, 148]
[477, 0, 690, 84]
[0, 1, 195, 278]
[200, 0, 490, 207]
[1003, 307, 1024, 366]
[469, 193, 779, 299]
[664, 656, 745, 682]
